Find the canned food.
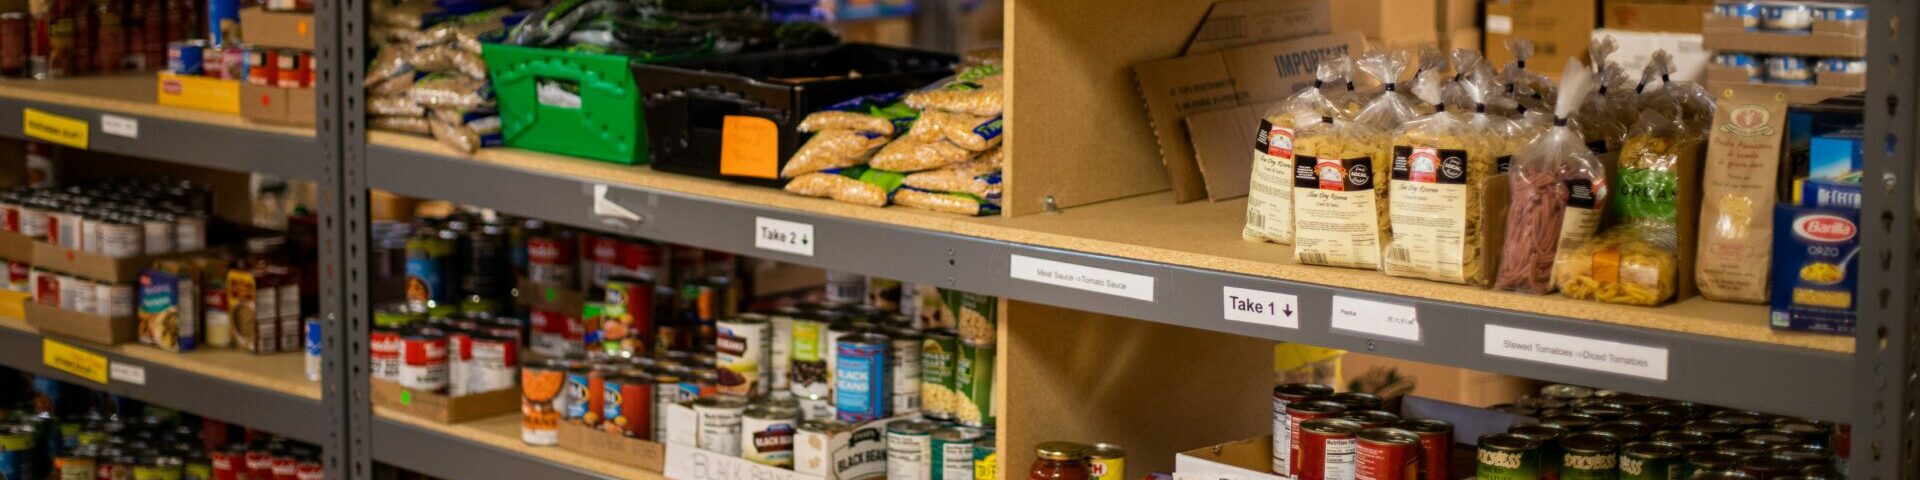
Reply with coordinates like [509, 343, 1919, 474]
[1541, 384, 1594, 400]
[1711, 410, 1771, 429]
[1772, 418, 1832, 447]
[1396, 418, 1451, 480]
[0, 13, 23, 77]
[1507, 423, 1570, 479]
[1299, 418, 1362, 480]
[245, 48, 275, 86]
[142, 216, 174, 255]
[1487, 403, 1538, 417]
[790, 314, 833, 401]
[398, 329, 449, 391]
[55, 451, 96, 480]
[1619, 441, 1685, 480]
[886, 420, 936, 480]
[834, 332, 891, 423]
[134, 455, 183, 480]
[1716, 52, 1763, 80]
[972, 436, 996, 480]
[274, 50, 305, 88]
[295, 457, 321, 480]
[1622, 411, 1679, 430]
[468, 334, 516, 394]
[1286, 400, 1349, 478]
[1647, 401, 1710, 421]
[1815, 4, 1866, 21]
[794, 419, 852, 477]
[603, 375, 653, 438]
[922, 330, 959, 421]
[1716, 1, 1761, 28]
[520, 360, 568, 445]
[1650, 429, 1714, 450]
[1326, 392, 1382, 411]
[0, 425, 34, 480]
[888, 327, 923, 415]
[1590, 420, 1652, 441]
[1770, 444, 1832, 468]
[1088, 443, 1125, 480]
[1815, 57, 1865, 74]
[693, 396, 748, 456]
[562, 366, 593, 421]
[1272, 383, 1335, 475]
[1716, 439, 1773, 458]
[369, 328, 402, 381]
[741, 400, 798, 467]
[1760, 2, 1814, 30]
[1683, 419, 1746, 439]
[1355, 428, 1417, 480]
[1738, 453, 1804, 477]
[953, 338, 995, 427]
[1339, 410, 1400, 429]
[932, 426, 985, 480]
[716, 315, 770, 397]
[768, 308, 796, 393]
[1742, 428, 1801, 446]
[1686, 449, 1746, 478]
[1559, 432, 1620, 480]
[1541, 412, 1602, 431]
[1476, 433, 1541, 480]
[97, 282, 133, 318]
[211, 445, 243, 478]
[603, 277, 655, 355]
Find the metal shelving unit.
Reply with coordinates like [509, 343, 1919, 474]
[0, 77, 325, 181]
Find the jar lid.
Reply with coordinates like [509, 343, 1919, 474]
[1035, 441, 1087, 460]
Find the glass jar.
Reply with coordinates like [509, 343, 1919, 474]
[1030, 442, 1090, 480]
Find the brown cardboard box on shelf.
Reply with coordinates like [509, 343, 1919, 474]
[26, 302, 136, 346]
[1444, 27, 1482, 52]
[1702, 16, 1865, 57]
[1705, 65, 1864, 105]
[556, 421, 666, 471]
[1371, 29, 1441, 51]
[1332, 0, 1436, 41]
[1132, 31, 1366, 202]
[371, 379, 521, 423]
[1182, 101, 1279, 201]
[32, 242, 185, 284]
[1184, 0, 1333, 54]
[1485, 0, 1598, 80]
[0, 231, 31, 262]
[240, 84, 316, 127]
[1342, 353, 1538, 407]
[238, 8, 316, 50]
[1604, 1, 1713, 33]
[1439, 0, 1478, 31]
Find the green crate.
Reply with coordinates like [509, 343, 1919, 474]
[482, 43, 654, 164]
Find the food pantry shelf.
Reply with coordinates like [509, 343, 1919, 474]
[371, 409, 663, 480]
[367, 133, 1853, 420]
[0, 315, 328, 443]
[0, 74, 324, 180]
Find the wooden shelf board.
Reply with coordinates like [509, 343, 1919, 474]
[0, 314, 321, 400]
[0, 74, 313, 138]
[375, 408, 668, 480]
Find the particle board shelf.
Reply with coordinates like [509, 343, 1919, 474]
[367, 134, 1855, 420]
[0, 315, 328, 443]
[371, 408, 664, 480]
[0, 74, 324, 180]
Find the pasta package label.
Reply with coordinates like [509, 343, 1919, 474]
[1292, 155, 1383, 269]
[1556, 179, 1603, 253]
[1244, 119, 1297, 244]
[1384, 146, 1471, 282]
[1496, 155, 1512, 174]
[1770, 205, 1858, 333]
[1697, 85, 1788, 303]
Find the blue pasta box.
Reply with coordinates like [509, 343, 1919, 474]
[138, 270, 198, 352]
[1770, 204, 1860, 334]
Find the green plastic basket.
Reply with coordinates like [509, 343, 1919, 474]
[482, 43, 653, 164]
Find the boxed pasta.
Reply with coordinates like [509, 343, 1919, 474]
[1770, 199, 1858, 334]
[138, 269, 198, 352]
[1695, 85, 1790, 303]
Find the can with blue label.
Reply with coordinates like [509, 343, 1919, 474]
[1766, 55, 1813, 84]
[834, 332, 891, 423]
[305, 317, 322, 382]
[1760, 1, 1814, 31]
[208, 0, 241, 46]
[1815, 4, 1867, 21]
[1715, 53, 1762, 81]
[1816, 57, 1866, 74]
[1716, 1, 1761, 28]
[562, 366, 593, 421]
[167, 40, 204, 75]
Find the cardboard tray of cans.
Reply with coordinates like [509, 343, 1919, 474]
[1175, 396, 1532, 480]
[661, 403, 921, 480]
[1701, 15, 1865, 57]
[557, 421, 667, 472]
[32, 240, 208, 285]
[371, 379, 522, 424]
[0, 231, 33, 263]
[1705, 64, 1864, 105]
[25, 301, 137, 345]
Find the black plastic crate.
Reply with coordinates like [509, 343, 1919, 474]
[634, 43, 959, 186]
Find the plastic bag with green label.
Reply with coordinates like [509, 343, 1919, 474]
[783, 166, 906, 207]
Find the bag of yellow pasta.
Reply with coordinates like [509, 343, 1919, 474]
[1554, 224, 1679, 305]
[1291, 115, 1392, 270]
[1382, 53, 1502, 285]
[1352, 49, 1426, 131]
[1245, 56, 1348, 245]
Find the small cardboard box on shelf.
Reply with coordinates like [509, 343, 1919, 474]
[370, 379, 521, 424]
[240, 84, 316, 127]
[238, 8, 316, 50]
[556, 421, 666, 472]
[1603, 0, 1714, 33]
[156, 74, 241, 115]
[1701, 15, 1865, 57]
[26, 302, 135, 345]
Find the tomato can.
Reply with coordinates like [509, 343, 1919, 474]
[716, 315, 770, 397]
[270, 451, 296, 480]
[742, 399, 799, 467]
[931, 426, 985, 480]
[273, 49, 304, 88]
[1476, 433, 1541, 480]
[921, 330, 958, 421]
[398, 329, 449, 391]
[369, 327, 401, 382]
[613, 374, 655, 438]
[1088, 443, 1126, 480]
[1286, 400, 1349, 478]
[294, 457, 320, 480]
[244, 47, 274, 86]
[1272, 383, 1334, 474]
[1618, 441, 1685, 480]
[243, 444, 273, 480]
[1298, 418, 1362, 480]
[886, 420, 936, 480]
[525, 229, 576, 286]
[210, 445, 242, 480]
[834, 332, 891, 423]
[1340, 410, 1401, 430]
[1326, 392, 1383, 411]
[1355, 428, 1418, 480]
[1397, 418, 1452, 480]
[693, 396, 748, 456]
[520, 359, 568, 445]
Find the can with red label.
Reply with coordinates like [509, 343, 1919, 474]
[270, 450, 297, 480]
[1355, 428, 1419, 480]
[1299, 418, 1362, 480]
[526, 231, 575, 286]
[245, 47, 274, 85]
[7, 261, 27, 292]
[1287, 400, 1349, 478]
[604, 374, 653, 438]
[244, 444, 274, 480]
[295, 456, 322, 480]
[370, 327, 401, 382]
[274, 49, 304, 87]
[468, 334, 518, 394]
[399, 328, 449, 391]
[1397, 418, 1452, 480]
[210, 444, 243, 480]
[447, 328, 473, 396]
[620, 240, 664, 282]
[1273, 383, 1334, 474]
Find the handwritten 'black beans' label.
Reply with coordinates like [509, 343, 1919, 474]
[1391, 146, 1468, 185]
[1295, 155, 1375, 191]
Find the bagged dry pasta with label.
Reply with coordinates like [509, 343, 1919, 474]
[1291, 115, 1392, 270]
[1573, 62, 1630, 154]
[1382, 56, 1499, 285]
[1696, 85, 1786, 303]
[1496, 60, 1609, 294]
[782, 94, 918, 178]
[784, 129, 891, 177]
[904, 110, 1003, 152]
[783, 166, 906, 207]
[894, 188, 1001, 216]
[904, 65, 1005, 117]
[1245, 57, 1347, 245]
[903, 160, 1001, 198]
[409, 72, 494, 111]
[1555, 109, 1700, 305]
[1353, 49, 1425, 131]
[870, 137, 974, 172]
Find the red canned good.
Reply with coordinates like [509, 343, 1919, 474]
[246, 47, 276, 85]
[1287, 400, 1349, 478]
[370, 327, 401, 382]
[93, 5, 122, 73]
[1355, 428, 1419, 480]
[526, 232, 576, 286]
[1272, 383, 1334, 475]
[274, 49, 303, 88]
[468, 333, 518, 393]
[0, 13, 25, 76]
[447, 329, 473, 396]
[1339, 410, 1401, 429]
[615, 372, 653, 438]
[296, 458, 322, 480]
[271, 452, 297, 480]
[244, 445, 274, 479]
[210, 445, 243, 480]
[220, 45, 246, 80]
[1396, 418, 1453, 480]
[1299, 418, 1362, 480]
[584, 363, 619, 426]
[619, 240, 663, 282]
[399, 328, 449, 391]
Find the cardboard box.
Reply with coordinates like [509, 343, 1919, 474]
[1603, 1, 1712, 33]
[663, 402, 914, 480]
[156, 74, 241, 115]
[370, 379, 522, 423]
[1439, 0, 1478, 31]
[1371, 29, 1441, 50]
[1702, 16, 1865, 57]
[26, 302, 136, 346]
[1598, 29, 1707, 83]
[240, 84, 316, 127]
[1485, 0, 1598, 80]
[0, 231, 32, 262]
[1183, 102, 1277, 201]
[1444, 27, 1482, 52]
[1341, 353, 1540, 408]
[32, 241, 174, 284]
[1332, 0, 1436, 41]
[238, 8, 316, 50]
[1133, 32, 1366, 202]
[1184, 0, 1333, 54]
[1704, 65, 1863, 105]
[557, 421, 667, 472]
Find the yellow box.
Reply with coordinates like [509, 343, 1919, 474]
[156, 73, 241, 114]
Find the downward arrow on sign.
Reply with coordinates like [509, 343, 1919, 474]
[1283, 305, 1294, 317]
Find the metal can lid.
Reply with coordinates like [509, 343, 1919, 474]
[1086, 442, 1125, 459]
[1622, 411, 1680, 429]
[1574, 402, 1633, 419]
[1286, 400, 1348, 416]
[1272, 383, 1334, 400]
[1540, 413, 1602, 431]
[1338, 410, 1401, 427]
[1684, 419, 1745, 437]
[887, 420, 938, 435]
[1689, 471, 1759, 480]
[1715, 439, 1773, 457]
[836, 331, 891, 346]
[1356, 427, 1419, 446]
[1589, 420, 1652, 441]
[1035, 441, 1087, 461]
[1621, 441, 1685, 460]
[1541, 384, 1594, 400]
[1486, 403, 1538, 417]
[932, 426, 986, 443]
[1507, 423, 1570, 441]
[1797, 462, 1845, 479]
[1651, 429, 1715, 449]
[691, 396, 747, 410]
[1476, 433, 1540, 452]
[1559, 431, 1620, 453]
[972, 436, 996, 450]
[1770, 443, 1832, 463]
[1395, 418, 1453, 434]
[1738, 453, 1804, 473]
[1690, 448, 1748, 468]
[1710, 410, 1771, 429]
[743, 400, 799, 421]
[1325, 391, 1381, 409]
[1770, 417, 1831, 434]
[1742, 428, 1801, 446]
[1300, 418, 1364, 436]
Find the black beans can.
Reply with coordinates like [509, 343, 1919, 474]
[1621, 411, 1680, 430]
[1710, 410, 1771, 430]
[1618, 441, 1685, 480]
[1475, 433, 1540, 480]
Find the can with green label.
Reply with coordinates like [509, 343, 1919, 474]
[1617, 441, 1685, 480]
[972, 436, 996, 480]
[932, 426, 985, 480]
[132, 453, 184, 480]
[1475, 433, 1541, 480]
[922, 330, 958, 421]
[954, 339, 996, 427]
[0, 424, 36, 480]
[1558, 432, 1620, 480]
[1508, 422, 1570, 479]
[789, 315, 832, 401]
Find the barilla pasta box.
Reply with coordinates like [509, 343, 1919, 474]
[1770, 195, 1859, 334]
[138, 269, 197, 352]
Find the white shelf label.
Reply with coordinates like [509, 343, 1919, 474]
[1329, 296, 1420, 342]
[1487, 14, 1514, 34]
[754, 217, 815, 257]
[1484, 325, 1670, 381]
[109, 363, 146, 385]
[100, 115, 138, 139]
[666, 443, 815, 480]
[1222, 286, 1299, 329]
[1009, 254, 1155, 302]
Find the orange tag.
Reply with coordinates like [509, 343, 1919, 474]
[718, 116, 779, 179]
[297, 20, 309, 37]
[1594, 248, 1621, 284]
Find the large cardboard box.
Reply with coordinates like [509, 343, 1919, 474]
[1702, 15, 1865, 57]
[238, 8, 316, 50]
[1438, 0, 1478, 31]
[240, 84, 316, 127]
[1133, 32, 1366, 201]
[1444, 27, 1482, 52]
[26, 302, 135, 346]
[1485, 0, 1598, 80]
[1705, 65, 1863, 105]
[1185, 0, 1333, 55]
[1603, 1, 1713, 33]
[1332, 0, 1436, 41]
[1598, 29, 1708, 83]
[1342, 353, 1538, 408]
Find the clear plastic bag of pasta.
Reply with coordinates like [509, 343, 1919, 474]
[1616, 110, 1697, 222]
[894, 188, 1001, 216]
[904, 65, 1005, 117]
[903, 110, 1002, 152]
[1503, 40, 1556, 115]
[1381, 57, 1497, 284]
[1352, 49, 1425, 131]
[782, 94, 916, 178]
[1572, 62, 1630, 154]
[1496, 61, 1608, 294]
[1635, 51, 1716, 131]
[783, 130, 890, 178]
[783, 166, 905, 207]
[903, 157, 1001, 198]
[1553, 223, 1678, 305]
[1291, 115, 1392, 270]
[1410, 45, 1449, 115]
[1245, 56, 1348, 245]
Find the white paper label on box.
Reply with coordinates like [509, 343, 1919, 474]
[754, 217, 815, 257]
[665, 403, 698, 447]
[99, 115, 137, 139]
[1329, 296, 1420, 342]
[109, 363, 145, 385]
[1484, 324, 1670, 381]
[667, 443, 817, 480]
[1487, 14, 1513, 34]
[1009, 254, 1156, 302]
[1222, 286, 1299, 329]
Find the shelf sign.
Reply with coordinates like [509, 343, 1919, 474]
[24, 108, 88, 149]
[109, 363, 146, 385]
[1483, 325, 1670, 381]
[665, 443, 809, 480]
[1222, 286, 1299, 329]
[754, 217, 815, 257]
[1330, 295, 1420, 342]
[100, 114, 138, 139]
[1009, 254, 1155, 302]
[43, 339, 108, 384]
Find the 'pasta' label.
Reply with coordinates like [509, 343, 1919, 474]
[1384, 146, 1470, 282]
[1293, 155, 1383, 269]
[1244, 120, 1297, 244]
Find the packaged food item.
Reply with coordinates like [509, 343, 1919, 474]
[784, 130, 891, 178]
[372, 116, 432, 134]
[1409, 45, 1449, 115]
[1696, 85, 1788, 303]
[1244, 57, 1348, 245]
[1495, 61, 1607, 294]
[370, 95, 426, 117]
[869, 137, 975, 172]
[1290, 114, 1391, 270]
[1771, 176, 1859, 333]
[911, 110, 1003, 152]
[1352, 49, 1424, 131]
[408, 72, 493, 111]
[1573, 62, 1629, 155]
[782, 94, 917, 178]
[799, 111, 896, 137]
[903, 66, 1005, 117]
[1382, 56, 1497, 285]
[406, 45, 488, 80]
[901, 169, 1001, 199]
[1562, 109, 1704, 307]
[1503, 40, 1555, 117]
[783, 167, 905, 207]
[893, 188, 1000, 216]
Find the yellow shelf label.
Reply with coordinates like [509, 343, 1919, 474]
[23, 108, 89, 149]
[43, 338, 108, 384]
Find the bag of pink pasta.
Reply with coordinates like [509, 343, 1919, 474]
[1495, 61, 1610, 294]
